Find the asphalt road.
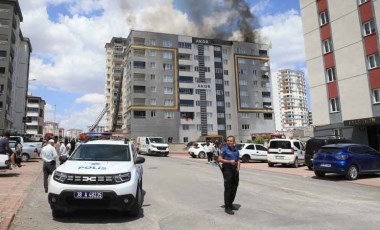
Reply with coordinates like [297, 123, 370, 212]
[10, 155, 380, 230]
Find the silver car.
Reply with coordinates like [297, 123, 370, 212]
[9, 141, 39, 162]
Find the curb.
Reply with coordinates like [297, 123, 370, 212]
[0, 213, 14, 230]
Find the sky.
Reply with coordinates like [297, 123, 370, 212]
[18, 0, 307, 132]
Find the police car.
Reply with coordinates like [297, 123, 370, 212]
[48, 139, 145, 218]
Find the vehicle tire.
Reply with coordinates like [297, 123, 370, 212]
[346, 165, 358, 180]
[268, 163, 274, 167]
[307, 165, 313, 170]
[52, 209, 65, 218]
[314, 170, 325, 177]
[292, 158, 299, 168]
[21, 153, 30, 162]
[241, 155, 250, 163]
[129, 184, 143, 217]
[198, 152, 206, 159]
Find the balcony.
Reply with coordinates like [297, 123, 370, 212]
[133, 85, 146, 94]
[133, 73, 145, 81]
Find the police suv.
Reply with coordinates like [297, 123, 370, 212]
[48, 139, 145, 218]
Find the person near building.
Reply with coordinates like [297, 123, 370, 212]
[218, 135, 240, 215]
[204, 138, 215, 164]
[58, 137, 70, 164]
[41, 139, 57, 193]
[0, 131, 17, 169]
[14, 138, 23, 167]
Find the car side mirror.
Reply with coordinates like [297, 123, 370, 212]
[136, 156, 145, 164]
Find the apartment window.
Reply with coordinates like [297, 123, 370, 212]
[165, 111, 174, 119]
[163, 51, 172, 59]
[373, 89, 380, 104]
[164, 99, 174, 106]
[242, 124, 250, 130]
[164, 87, 173, 94]
[163, 75, 173, 82]
[322, 39, 333, 54]
[264, 113, 273, 120]
[238, 59, 246, 64]
[180, 88, 193, 95]
[215, 79, 223, 84]
[150, 39, 156, 45]
[224, 70, 229, 75]
[333, 128, 342, 137]
[150, 62, 156, 68]
[218, 124, 225, 130]
[368, 53, 380, 69]
[255, 113, 260, 118]
[178, 42, 192, 49]
[225, 91, 230, 97]
[240, 91, 248, 97]
[207, 124, 213, 131]
[253, 80, 258, 86]
[151, 86, 156, 92]
[223, 49, 228, 54]
[362, 20, 376, 36]
[330, 98, 340, 112]
[241, 113, 250, 118]
[214, 57, 222, 62]
[226, 102, 230, 108]
[182, 125, 189, 130]
[151, 111, 156, 117]
[215, 68, 223, 73]
[358, 0, 368, 5]
[326, 67, 336, 82]
[149, 50, 156, 56]
[240, 80, 248, 85]
[217, 113, 225, 118]
[150, 98, 156, 105]
[217, 101, 224, 107]
[0, 50, 8, 59]
[196, 101, 212, 107]
[214, 46, 221, 51]
[227, 125, 232, 130]
[224, 80, 229, 86]
[319, 11, 329, 26]
[163, 40, 172, 47]
[223, 59, 228, 65]
[150, 74, 156, 80]
[163, 63, 173, 70]
[216, 90, 224, 95]
[241, 102, 249, 108]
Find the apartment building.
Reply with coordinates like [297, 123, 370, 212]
[66, 128, 83, 140]
[300, 0, 380, 149]
[272, 69, 309, 131]
[43, 121, 59, 137]
[0, 0, 32, 134]
[105, 30, 275, 143]
[25, 95, 45, 135]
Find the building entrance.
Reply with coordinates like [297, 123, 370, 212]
[367, 125, 380, 151]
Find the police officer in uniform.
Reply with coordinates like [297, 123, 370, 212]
[218, 135, 240, 215]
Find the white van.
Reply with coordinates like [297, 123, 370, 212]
[267, 139, 305, 168]
[136, 137, 169, 156]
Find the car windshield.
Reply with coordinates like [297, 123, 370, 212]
[150, 138, 164, 143]
[70, 144, 131, 161]
[318, 147, 342, 154]
[269, 141, 291, 149]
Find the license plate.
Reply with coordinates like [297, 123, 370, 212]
[320, 163, 331, 168]
[275, 156, 284, 159]
[74, 191, 103, 199]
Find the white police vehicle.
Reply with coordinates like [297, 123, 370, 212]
[48, 139, 145, 218]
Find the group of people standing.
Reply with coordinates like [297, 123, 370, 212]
[41, 137, 76, 193]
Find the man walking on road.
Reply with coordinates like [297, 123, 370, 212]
[41, 139, 57, 193]
[218, 135, 240, 215]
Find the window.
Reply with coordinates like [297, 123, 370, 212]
[149, 50, 156, 56]
[215, 68, 223, 73]
[214, 57, 222, 62]
[241, 113, 250, 118]
[322, 39, 333, 54]
[163, 51, 172, 59]
[326, 67, 336, 82]
[227, 125, 232, 130]
[150, 39, 156, 45]
[164, 87, 173, 94]
[163, 75, 173, 82]
[214, 46, 221, 51]
[165, 111, 174, 119]
[225, 91, 230, 97]
[242, 124, 250, 130]
[362, 20, 376, 36]
[164, 99, 174, 106]
[240, 91, 248, 96]
[226, 114, 232, 119]
[264, 113, 273, 120]
[178, 42, 191, 49]
[358, 0, 368, 5]
[226, 102, 230, 108]
[218, 124, 225, 130]
[373, 89, 380, 104]
[150, 98, 156, 105]
[330, 98, 340, 112]
[224, 81, 229, 86]
[217, 113, 225, 118]
[217, 101, 224, 107]
[163, 63, 173, 70]
[319, 11, 329, 26]
[216, 90, 224, 95]
[150, 74, 156, 80]
[215, 79, 223, 84]
[163, 40, 172, 47]
[240, 80, 248, 85]
[151, 86, 156, 92]
[182, 125, 189, 130]
[333, 128, 342, 137]
[368, 53, 380, 69]
[150, 62, 156, 68]
[223, 59, 228, 65]
[224, 70, 229, 75]
[0, 50, 7, 59]
[151, 111, 156, 117]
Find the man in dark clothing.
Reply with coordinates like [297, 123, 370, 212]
[218, 135, 240, 215]
[0, 131, 16, 168]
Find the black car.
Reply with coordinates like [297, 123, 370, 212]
[305, 138, 353, 170]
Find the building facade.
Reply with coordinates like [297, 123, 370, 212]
[300, 0, 380, 149]
[105, 30, 275, 143]
[0, 0, 32, 135]
[272, 69, 309, 131]
[25, 95, 45, 134]
[66, 128, 83, 140]
[43, 121, 59, 138]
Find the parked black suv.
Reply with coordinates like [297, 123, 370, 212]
[305, 138, 354, 170]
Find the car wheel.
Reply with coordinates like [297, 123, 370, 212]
[129, 184, 143, 217]
[241, 155, 250, 163]
[292, 158, 299, 168]
[52, 209, 65, 218]
[22, 153, 30, 162]
[346, 165, 358, 180]
[314, 170, 325, 177]
[268, 163, 274, 167]
[198, 152, 206, 159]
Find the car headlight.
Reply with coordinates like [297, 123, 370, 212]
[114, 172, 131, 183]
[53, 171, 68, 183]
[335, 154, 348, 160]
[151, 144, 157, 148]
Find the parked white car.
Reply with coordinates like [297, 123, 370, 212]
[267, 139, 305, 167]
[0, 154, 10, 171]
[188, 142, 207, 158]
[236, 143, 268, 163]
[9, 141, 39, 162]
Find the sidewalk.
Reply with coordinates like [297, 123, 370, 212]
[0, 159, 42, 230]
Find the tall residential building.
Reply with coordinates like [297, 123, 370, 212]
[272, 69, 309, 131]
[66, 128, 83, 139]
[105, 30, 275, 143]
[300, 0, 380, 149]
[25, 95, 45, 135]
[0, 0, 32, 134]
[43, 121, 59, 137]
[87, 125, 105, 133]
